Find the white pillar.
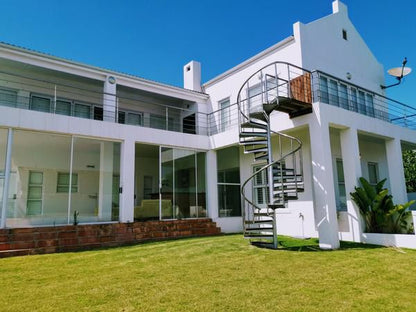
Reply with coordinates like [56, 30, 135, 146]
[340, 127, 363, 242]
[309, 117, 340, 249]
[120, 139, 135, 222]
[1, 129, 13, 228]
[103, 76, 117, 122]
[98, 142, 114, 220]
[385, 138, 407, 204]
[206, 150, 218, 219]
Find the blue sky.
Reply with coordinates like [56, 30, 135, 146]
[0, 0, 415, 104]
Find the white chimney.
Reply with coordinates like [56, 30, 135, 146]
[332, 0, 348, 15]
[183, 60, 201, 92]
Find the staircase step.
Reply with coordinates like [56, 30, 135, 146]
[245, 226, 274, 231]
[240, 138, 267, 145]
[263, 103, 279, 114]
[244, 147, 268, 154]
[253, 212, 273, 217]
[254, 153, 269, 161]
[273, 195, 298, 200]
[249, 111, 268, 122]
[240, 131, 267, 138]
[244, 233, 274, 239]
[240, 120, 268, 130]
[268, 204, 286, 209]
[244, 219, 273, 224]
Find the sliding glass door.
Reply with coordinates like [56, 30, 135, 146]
[159, 147, 206, 220]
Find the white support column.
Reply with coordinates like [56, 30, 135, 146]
[1, 129, 13, 229]
[385, 138, 407, 204]
[103, 76, 117, 122]
[309, 117, 340, 249]
[206, 150, 218, 219]
[340, 127, 363, 242]
[98, 142, 114, 220]
[120, 139, 135, 223]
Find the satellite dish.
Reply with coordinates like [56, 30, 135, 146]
[381, 57, 411, 89]
[388, 66, 411, 78]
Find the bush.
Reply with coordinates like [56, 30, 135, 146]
[350, 177, 414, 234]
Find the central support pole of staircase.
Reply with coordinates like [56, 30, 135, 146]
[266, 117, 278, 249]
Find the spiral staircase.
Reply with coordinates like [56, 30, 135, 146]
[238, 62, 313, 249]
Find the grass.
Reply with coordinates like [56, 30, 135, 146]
[1, 235, 416, 312]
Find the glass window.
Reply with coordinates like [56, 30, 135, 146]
[339, 84, 348, 109]
[118, 111, 126, 124]
[217, 146, 241, 217]
[336, 159, 347, 211]
[248, 84, 263, 112]
[126, 112, 142, 126]
[56, 100, 72, 116]
[57, 173, 78, 193]
[27, 171, 43, 215]
[31, 96, 51, 113]
[253, 165, 269, 206]
[150, 114, 166, 130]
[350, 88, 358, 112]
[72, 138, 121, 223]
[319, 76, 329, 103]
[219, 98, 231, 132]
[366, 94, 375, 117]
[0, 88, 17, 108]
[368, 162, 379, 185]
[358, 91, 366, 115]
[329, 79, 339, 106]
[74, 103, 91, 119]
[8, 130, 71, 227]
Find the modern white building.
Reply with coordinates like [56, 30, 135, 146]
[0, 1, 415, 250]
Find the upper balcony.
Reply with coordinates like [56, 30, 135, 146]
[208, 69, 416, 134]
[0, 58, 209, 136]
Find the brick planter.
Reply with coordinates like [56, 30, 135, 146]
[0, 219, 221, 258]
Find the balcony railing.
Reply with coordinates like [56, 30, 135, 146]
[0, 71, 209, 135]
[314, 71, 416, 129]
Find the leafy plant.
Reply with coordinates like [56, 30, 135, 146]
[350, 177, 414, 234]
[403, 150, 416, 192]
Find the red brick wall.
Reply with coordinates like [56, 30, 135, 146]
[0, 219, 221, 258]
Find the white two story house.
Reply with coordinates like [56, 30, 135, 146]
[0, 1, 414, 249]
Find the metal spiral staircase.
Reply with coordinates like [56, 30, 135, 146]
[237, 62, 313, 249]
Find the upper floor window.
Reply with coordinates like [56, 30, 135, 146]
[318, 74, 376, 118]
[0, 88, 17, 108]
[219, 98, 231, 132]
[31, 96, 51, 113]
[342, 29, 348, 40]
[368, 162, 379, 186]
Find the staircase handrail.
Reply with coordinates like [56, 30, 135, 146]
[241, 130, 302, 213]
[237, 61, 312, 123]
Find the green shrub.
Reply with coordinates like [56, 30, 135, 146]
[350, 177, 414, 234]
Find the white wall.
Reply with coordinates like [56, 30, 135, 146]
[298, 1, 384, 93]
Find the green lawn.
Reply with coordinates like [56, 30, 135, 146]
[1, 234, 416, 312]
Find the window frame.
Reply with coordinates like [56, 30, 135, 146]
[218, 97, 231, 132]
[56, 172, 79, 193]
[367, 162, 379, 186]
[26, 171, 44, 216]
